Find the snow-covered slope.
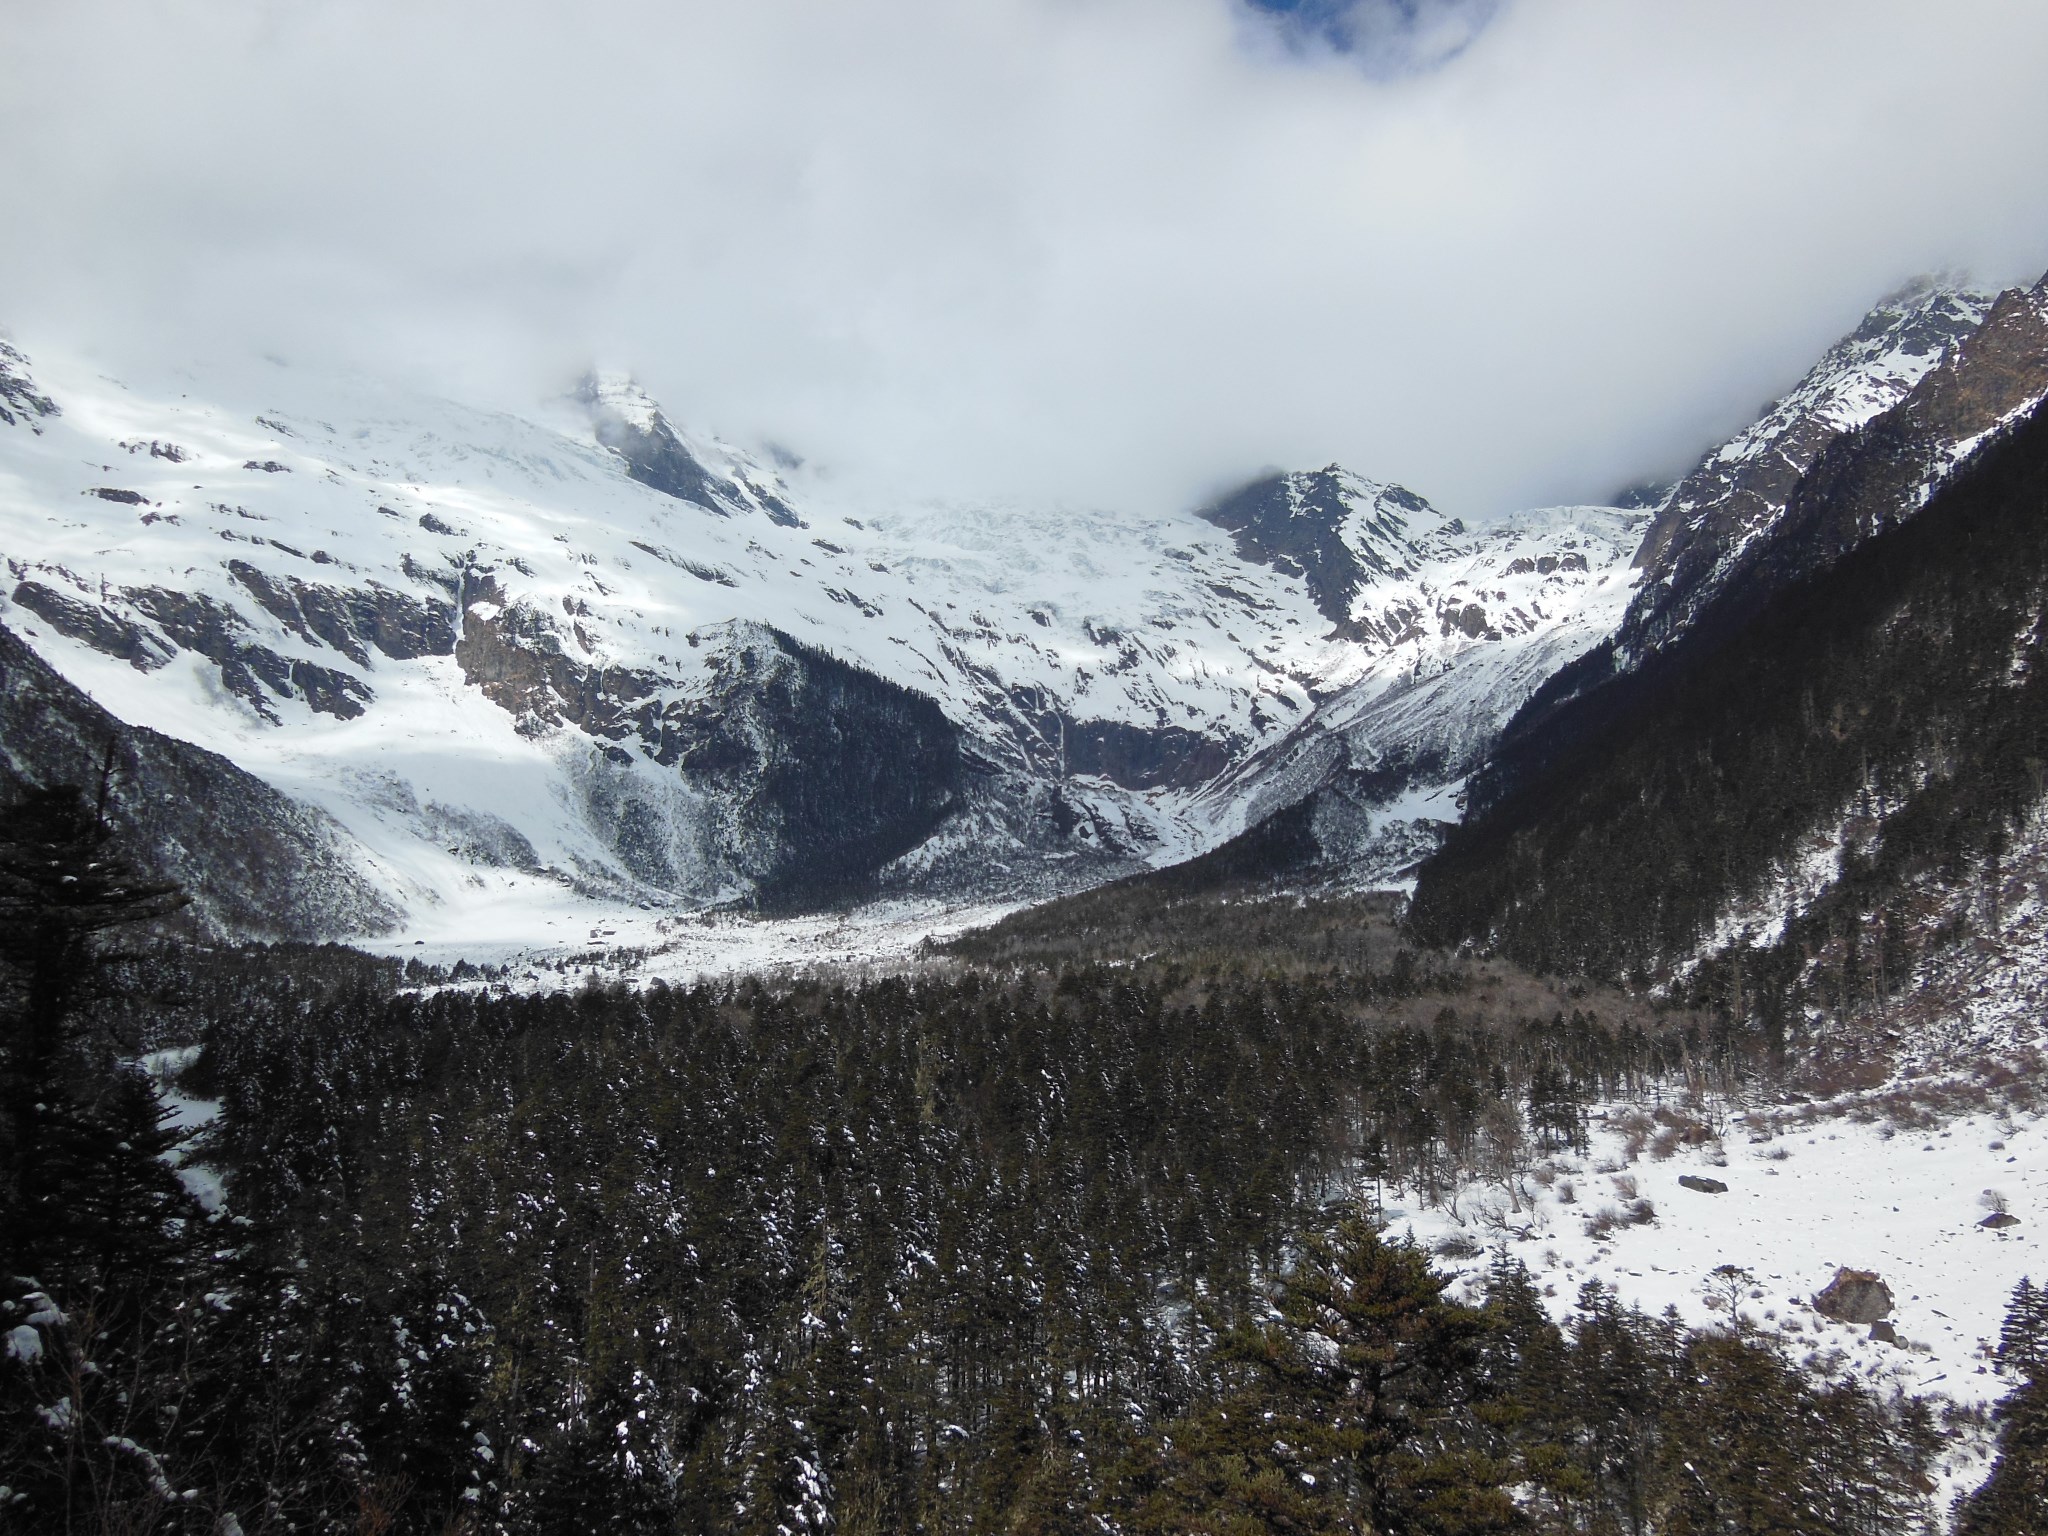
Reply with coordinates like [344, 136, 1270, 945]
[0, 342, 1642, 942]
[1390, 1080, 2044, 1509]
[1189, 496, 1648, 884]
[1626, 278, 1995, 656]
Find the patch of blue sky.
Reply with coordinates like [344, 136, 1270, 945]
[1241, 0, 1503, 76]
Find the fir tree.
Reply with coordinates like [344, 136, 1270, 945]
[1121, 1216, 1520, 1535]
[0, 780, 185, 1281]
[1960, 1277, 2048, 1535]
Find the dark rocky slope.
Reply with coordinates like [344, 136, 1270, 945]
[0, 623, 396, 939]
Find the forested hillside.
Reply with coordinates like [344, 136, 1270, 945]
[4, 790, 2025, 1533]
[1411, 398, 2048, 1012]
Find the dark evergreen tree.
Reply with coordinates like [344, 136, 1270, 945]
[0, 780, 185, 1281]
[1120, 1216, 1519, 1535]
[1960, 1277, 2048, 1535]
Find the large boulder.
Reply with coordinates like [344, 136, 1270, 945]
[1812, 1268, 1893, 1324]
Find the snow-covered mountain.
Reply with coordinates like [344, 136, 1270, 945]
[0, 340, 1642, 944]
[6, 267, 2037, 948]
[1154, 271, 2048, 894]
[1625, 277, 1995, 655]
[1186, 483, 1645, 885]
[1622, 270, 2048, 666]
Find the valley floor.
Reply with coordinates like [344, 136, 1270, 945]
[360, 889, 1022, 982]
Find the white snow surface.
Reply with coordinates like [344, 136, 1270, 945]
[139, 1045, 224, 1211]
[0, 340, 1642, 955]
[1382, 1086, 2042, 1510]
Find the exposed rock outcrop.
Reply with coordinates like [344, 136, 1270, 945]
[228, 560, 455, 665]
[1199, 467, 1434, 633]
[1812, 1268, 1893, 1324]
[0, 338, 57, 430]
[11, 581, 173, 671]
[124, 586, 371, 722]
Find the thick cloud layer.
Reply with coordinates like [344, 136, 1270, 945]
[6, 0, 2048, 518]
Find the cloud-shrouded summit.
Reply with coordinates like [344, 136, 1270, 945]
[5, 0, 2048, 518]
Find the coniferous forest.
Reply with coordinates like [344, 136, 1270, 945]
[4, 781, 2043, 1534]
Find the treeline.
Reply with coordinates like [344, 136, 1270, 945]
[1412, 399, 2048, 1011]
[0, 789, 2019, 1531]
[939, 883, 1414, 973]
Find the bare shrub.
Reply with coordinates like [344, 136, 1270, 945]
[1584, 1197, 1655, 1240]
[1435, 1230, 1484, 1260]
[1610, 1173, 1639, 1200]
[1612, 1109, 1653, 1163]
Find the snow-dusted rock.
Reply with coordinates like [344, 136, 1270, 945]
[1813, 1267, 1894, 1325]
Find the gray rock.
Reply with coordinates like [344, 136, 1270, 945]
[1678, 1174, 1728, 1194]
[1813, 1268, 1893, 1325]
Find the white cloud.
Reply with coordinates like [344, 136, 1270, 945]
[4, 0, 2047, 518]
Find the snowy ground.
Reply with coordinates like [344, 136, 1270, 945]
[366, 892, 1019, 985]
[1383, 1084, 2043, 1508]
[139, 1045, 224, 1213]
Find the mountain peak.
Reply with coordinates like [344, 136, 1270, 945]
[575, 369, 663, 435]
[1622, 275, 1996, 653]
[1197, 465, 1444, 630]
[574, 372, 805, 529]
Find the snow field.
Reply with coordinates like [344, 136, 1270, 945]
[1384, 1086, 2045, 1510]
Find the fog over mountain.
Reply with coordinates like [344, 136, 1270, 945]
[5, 0, 2048, 518]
